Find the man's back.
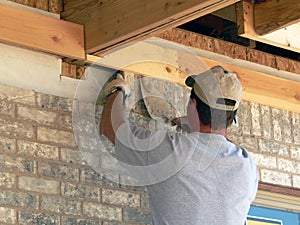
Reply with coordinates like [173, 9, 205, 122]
[146, 132, 258, 225]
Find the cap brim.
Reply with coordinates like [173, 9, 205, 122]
[185, 75, 197, 87]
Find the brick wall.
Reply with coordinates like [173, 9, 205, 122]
[228, 102, 300, 188]
[0, 80, 299, 224]
[0, 83, 151, 225]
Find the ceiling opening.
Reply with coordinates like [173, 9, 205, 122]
[178, 6, 300, 61]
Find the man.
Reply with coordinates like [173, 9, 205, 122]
[100, 66, 258, 225]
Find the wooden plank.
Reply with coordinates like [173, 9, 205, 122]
[62, 0, 239, 54]
[86, 40, 300, 114]
[261, 23, 300, 50]
[253, 0, 300, 35]
[0, 3, 85, 59]
[254, 183, 300, 212]
[236, 1, 254, 37]
[212, 4, 236, 22]
[254, 191, 300, 212]
[236, 1, 300, 53]
[258, 182, 300, 198]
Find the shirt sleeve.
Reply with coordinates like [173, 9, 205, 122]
[114, 123, 174, 167]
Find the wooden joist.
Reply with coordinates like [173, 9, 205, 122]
[86, 39, 300, 114]
[236, 1, 300, 53]
[0, 3, 85, 60]
[61, 0, 239, 54]
[253, 0, 300, 36]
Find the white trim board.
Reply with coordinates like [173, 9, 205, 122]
[0, 43, 78, 99]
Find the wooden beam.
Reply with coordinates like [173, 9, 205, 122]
[62, 0, 239, 54]
[253, 0, 300, 35]
[236, 1, 300, 53]
[258, 182, 300, 198]
[86, 40, 300, 114]
[254, 188, 300, 213]
[0, 3, 85, 60]
[261, 23, 300, 50]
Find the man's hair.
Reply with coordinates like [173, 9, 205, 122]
[190, 89, 237, 130]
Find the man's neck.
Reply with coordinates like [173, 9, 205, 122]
[199, 125, 227, 137]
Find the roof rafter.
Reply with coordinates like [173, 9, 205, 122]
[61, 0, 239, 54]
[253, 0, 300, 36]
[236, 1, 300, 53]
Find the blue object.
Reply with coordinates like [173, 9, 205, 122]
[247, 205, 300, 225]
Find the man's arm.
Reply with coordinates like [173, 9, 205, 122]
[100, 90, 126, 145]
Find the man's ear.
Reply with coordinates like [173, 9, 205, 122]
[189, 98, 201, 132]
[192, 99, 197, 108]
[191, 98, 199, 119]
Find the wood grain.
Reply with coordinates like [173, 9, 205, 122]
[254, 182, 300, 212]
[62, 0, 239, 53]
[0, 3, 85, 59]
[259, 182, 300, 198]
[236, 1, 300, 53]
[87, 40, 300, 113]
[254, 0, 300, 35]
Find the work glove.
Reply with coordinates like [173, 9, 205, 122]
[104, 71, 130, 97]
[97, 71, 131, 105]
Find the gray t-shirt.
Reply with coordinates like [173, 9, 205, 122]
[115, 124, 258, 225]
